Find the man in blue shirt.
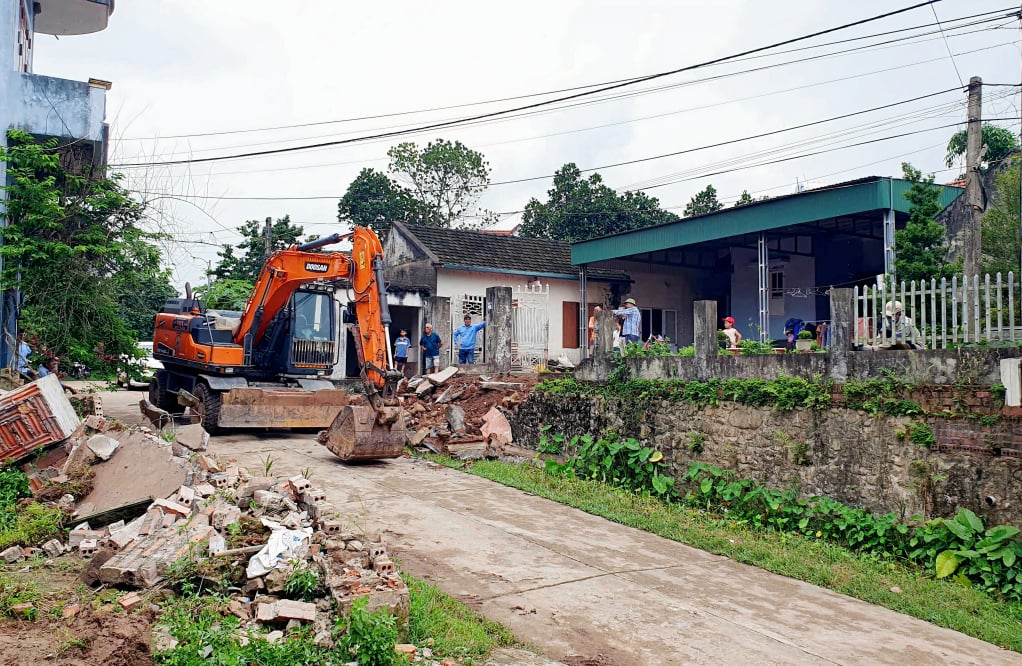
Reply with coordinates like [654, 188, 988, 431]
[596, 297, 641, 344]
[453, 315, 487, 364]
[419, 323, 443, 375]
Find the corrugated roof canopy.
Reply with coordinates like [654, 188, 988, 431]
[571, 177, 964, 265]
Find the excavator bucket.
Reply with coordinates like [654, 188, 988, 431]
[217, 387, 352, 429]
[319, 404, 407, 461]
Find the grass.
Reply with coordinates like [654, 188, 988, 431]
[425, 455, 1022, 653]
[0, 502, 64, 550]
[0, 571, 41, 618]
[404, 574, 523, 664]
[153, 571, 524, 665]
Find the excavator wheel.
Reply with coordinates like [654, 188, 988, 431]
[192, 381, 224, 435]
[319, 404, 406, 462]
[149, 371, 179, 413]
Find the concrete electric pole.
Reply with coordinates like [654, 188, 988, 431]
[963, 76, 984, 277]
[264, 216, 273, 262]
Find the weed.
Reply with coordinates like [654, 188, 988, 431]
[0, 502, 65, 550]
[337, 596, 400, 666]
[990, 383, 1007, 401]
[301, 467, 313, 481]
[978, 414, 1000, 427]
[684, 432, 705, 454]
[283, 562, 320, 602]
[261, 454, 276, 477]
[537, 428, 564, 455]
[774, 431, 810, 465]
[906, 422, 936, 449]
[0, 572, 41, 617]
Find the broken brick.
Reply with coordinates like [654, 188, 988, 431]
[153, 498, 191, 518]
[119, 591, 142, 611]
[256, 599, 316, 623]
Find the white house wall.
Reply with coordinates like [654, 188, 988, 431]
[437, 269, 613, 364]
[601, 260, 704, 345]
[730, 247, 816, 340]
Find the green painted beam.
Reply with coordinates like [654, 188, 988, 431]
[571, 177, 964, 265]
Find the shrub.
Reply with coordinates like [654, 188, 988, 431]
[337, 596, 400, 666]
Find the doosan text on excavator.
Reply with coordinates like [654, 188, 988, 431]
[149, 226, 406, 461]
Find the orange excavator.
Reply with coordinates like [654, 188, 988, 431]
[150, 226, 406, 461]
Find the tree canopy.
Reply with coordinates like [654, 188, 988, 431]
[211, 215, 309, 283]
[980, 160, 1021, 277]
[945, 124, 1019, 170]
[387, 139, 492, 227]
[336, 168, 424, 238]
[733, 190, 755, 207]
[894, 162, 956, 283]
[0, 129, 171, 366]
[683, 184, 723, 217]
[517, 164, 679, 242]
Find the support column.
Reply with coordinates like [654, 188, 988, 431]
[484, 286, 513, 375]
[579, 266, 588, 360]
[757, 234, 770, 341]
[693, 300, 717, 381]
[424, 296, 450, 372]
[963, 76, 984, 277]
[828, 288, 853, 382]
[0, 129, 10, 368]
[883, 204, 896, 280]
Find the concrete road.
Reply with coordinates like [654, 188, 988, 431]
[93, 386, 1021, 666]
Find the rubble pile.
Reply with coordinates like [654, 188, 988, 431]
[400, 370, 538, 460]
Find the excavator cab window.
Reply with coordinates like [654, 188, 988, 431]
[293, 291, 332, 342]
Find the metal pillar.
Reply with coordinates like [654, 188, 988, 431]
[883, 177, 896, 280]
[757, 234, 769, 341]
[579, 265, 588, 360]
[0, 130, 11, 368]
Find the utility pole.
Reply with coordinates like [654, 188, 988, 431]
[263, 216, 272, 262]
[963, 76, 984, 277]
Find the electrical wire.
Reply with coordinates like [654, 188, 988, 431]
[109, 2, 964, 168]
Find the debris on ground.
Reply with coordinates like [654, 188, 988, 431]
[400, 372, 540, 461]
[0, 374, 80, 461]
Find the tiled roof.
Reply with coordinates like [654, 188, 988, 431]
[398, 224, 629, 282]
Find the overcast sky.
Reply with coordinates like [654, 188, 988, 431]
[31, 0, 1022, 289]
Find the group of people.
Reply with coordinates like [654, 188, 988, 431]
[393, 315, 489, 375]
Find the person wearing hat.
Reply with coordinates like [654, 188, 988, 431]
[874, 300, 923, 350]
[721, 316, 742, 347]
[596, 297, 641, 345]
[453, 314, 487, 364]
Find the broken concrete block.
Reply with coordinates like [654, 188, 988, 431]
[41, 539, 64, 559]
[174, 423, 209, 451]
[373, 557, 396, 575]
[57, 494, 75, 512]
[1, 545, 25, 563]
[237, 477, 274, 499]
[137, 507, 165, 537]
[107, 516, 144, 550]
[177, 485, 196, 508]
[321, 520, 343, 536]
[83, 415, 109, 431]
[415, 381, 435, 397]
[196, 454, 220, 472]
[434, 386, 464, 404]
[212, 505, 242, 530]
[426, 366, 459, 386]
[300, 488, 326, 506]
[87, 434, 119, 461]
[193, 483, 216, 498]
[119, 591, 142, 611]
[481, 406, 513, 446]
[209, 473, 230, 488]
[445, 405, 466, 433]
[79, 539, 99, 557]
[70, 528, 105, 549]
[153, 498, 191, 518]
[408, 428, 430, 446]
[257, 599, 316, 623]
[253, 490, 284, 512]
[288, 475, 311, 495]
[208, 533, 226, 556]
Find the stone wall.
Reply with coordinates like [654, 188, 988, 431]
[511, 391, 1022, 527]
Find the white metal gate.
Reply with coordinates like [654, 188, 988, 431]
[450, 294, 486, 364]
[512, 283, 549, 369]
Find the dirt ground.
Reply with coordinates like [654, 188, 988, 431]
[0, 556, 153, 666]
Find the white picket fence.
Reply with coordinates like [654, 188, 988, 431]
[853, 273, 1022, 349]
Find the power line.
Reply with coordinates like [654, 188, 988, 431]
[931, 3, 966, 86]
[126, 86, 968, 201]
[109, 1, 958, 168]
[117, 5, 1011, 145]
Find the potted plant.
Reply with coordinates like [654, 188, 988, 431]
[795, 329, 814, 352]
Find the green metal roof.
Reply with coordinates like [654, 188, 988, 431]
[571, 177, 964, 265]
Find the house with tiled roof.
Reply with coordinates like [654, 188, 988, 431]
[381, 222, 631, 371]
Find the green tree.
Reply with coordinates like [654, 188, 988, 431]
[980, 161, 1022, 276]
[212, 215, 308, 283]
[386, 139, 491, 226]
[894, 163, 956, 282]
[684, 184, 723, 216]
[518, 163, 678, 242]
[115, 259, 177, 340]
[0, 129, 163, 366]
[194, 279, 254, 311]
[733, 190, 755, 207]
[337, 168, 424, 238]
[945, 124, 1019, 170]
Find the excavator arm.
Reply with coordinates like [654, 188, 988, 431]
[235, 227, 397, 395]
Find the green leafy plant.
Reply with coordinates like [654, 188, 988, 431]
[283, 562, 320, 602]
[337, 596, 400, 666]
[261, 454, 276, 477]
[685, 432, 705, 454]
[537, 430, 564, 455]
[0, 467, 30, 533]
[797, 330, 814, 340]
[990, 383, 1007, 401]
[906, 422, 936, 449]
